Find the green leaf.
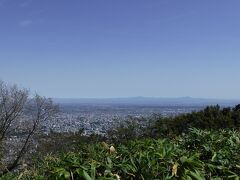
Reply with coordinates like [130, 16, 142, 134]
[188, 171, 205, 180]
[91, 162, 96, 180]
[83, 170, 92, 180]
[211, 152, 217, 161]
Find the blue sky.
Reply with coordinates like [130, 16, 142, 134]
[0, 0, 240, 99]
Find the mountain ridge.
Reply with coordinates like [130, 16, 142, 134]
[52, 97, 240, 106]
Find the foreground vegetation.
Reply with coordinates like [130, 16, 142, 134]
[2, 128, 240, 179]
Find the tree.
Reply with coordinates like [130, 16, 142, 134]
[0, 80, 58, 174]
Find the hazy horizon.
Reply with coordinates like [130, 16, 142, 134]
[52, 96, 240, 107]
[52, 96, 240, 100]
[1, 0, 240, 99]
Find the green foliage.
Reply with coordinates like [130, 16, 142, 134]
[107, 116, 151, 143]
[36, 129, 105, 156]
[177, 128, 240, 178]
[108, 104, 240, 142]
[5, 128, 240, 179]
[152, 105, 240, 138]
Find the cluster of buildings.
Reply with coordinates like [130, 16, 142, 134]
[39, 105, 203, 135]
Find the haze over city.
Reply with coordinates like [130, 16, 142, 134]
[1, 0, 240, 99]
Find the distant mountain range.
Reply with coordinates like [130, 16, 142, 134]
[53, 97, 240, 106]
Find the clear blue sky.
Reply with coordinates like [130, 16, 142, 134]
[0, 0, 240, 99]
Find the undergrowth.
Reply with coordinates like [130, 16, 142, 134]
[2, 128, 240, 179]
